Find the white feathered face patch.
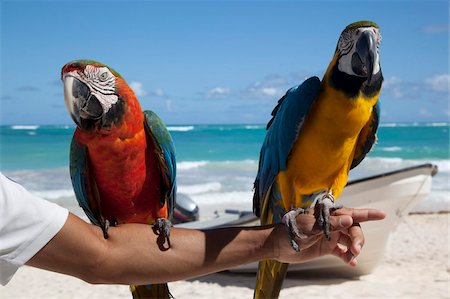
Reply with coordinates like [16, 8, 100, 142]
[337, 26, 382, 77]
[80, 65, 119, 113]
[62, 61, 125, 131]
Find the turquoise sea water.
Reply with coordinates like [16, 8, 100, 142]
[1, 123, 449, 214]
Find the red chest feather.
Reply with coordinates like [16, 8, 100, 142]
[76, 126, 167, 225]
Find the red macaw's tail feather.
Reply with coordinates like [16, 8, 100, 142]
[253, 260, 289, 299]
[130, 283, 172, 299]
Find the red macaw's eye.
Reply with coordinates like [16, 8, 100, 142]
[99, 72, 109, 81]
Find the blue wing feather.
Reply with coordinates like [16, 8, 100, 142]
[69, 137, 101, 226]
[143, 110, 176, 217]
[253, 77, 321, 217]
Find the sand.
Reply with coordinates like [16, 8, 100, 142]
[1, 213, 449, 299]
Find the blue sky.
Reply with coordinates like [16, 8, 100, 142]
[1, 0, 449, 125]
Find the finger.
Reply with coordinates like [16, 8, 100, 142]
[294, 212, 317, 234]
[332, 244, 358, 267]
[336, 233, 351, 254]
[348, 223, 365, 256]
[336, 242, 347, 254]
[333, 208, 386, 222]
[328, 215, 353, 231]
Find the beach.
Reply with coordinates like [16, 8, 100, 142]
[1, 123, 449, 298]
[1, 213, 449, 299]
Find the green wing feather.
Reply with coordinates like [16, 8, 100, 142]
[69, 137, 105, 226]
[143, 110, 176, 217]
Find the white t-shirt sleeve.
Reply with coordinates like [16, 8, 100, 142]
[0, 173, 69, 285]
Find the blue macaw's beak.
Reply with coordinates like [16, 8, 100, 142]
[63, 75, 103, 131]
[351, 30, 377, 81]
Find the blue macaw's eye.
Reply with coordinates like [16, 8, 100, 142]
[99, 72, 108, 81]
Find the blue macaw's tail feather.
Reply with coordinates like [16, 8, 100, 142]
[254, 184, 289, 299]
[131, 283, 172, 299]
[254, 259, 289, 298]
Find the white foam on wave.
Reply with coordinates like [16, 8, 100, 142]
[380, 123, 398, 127]
[426, 122, 449, 127]
[189, 190, 253, 206]
[177, 159, 258, 171]
[354, 157, 450, 212]
[178, 182, 222, 195]
[11, 125, 39, 130]
[357, 157, 450, 173]
[430, 160, 450, 173]
[357, 156, 405, 168]
[177, 161, 209, 170]
[245, 125, 263, 130]
[380, 122, 449, 128]
[167, 126, 194, 132]
[380, 146, 402, 152]
[412, 191, 450, 213]
[33, 189, 75, 200]
[217, 159, 258, 170]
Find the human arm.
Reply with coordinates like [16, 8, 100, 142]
[26, 208, 385, 285]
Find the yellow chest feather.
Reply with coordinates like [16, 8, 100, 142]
[278, 87, 378, 207]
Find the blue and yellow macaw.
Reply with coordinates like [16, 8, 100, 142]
[253, 21, 383, 298]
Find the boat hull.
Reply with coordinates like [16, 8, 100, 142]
[177, 163, 438, 276]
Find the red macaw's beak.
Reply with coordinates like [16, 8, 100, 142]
[63, 74, 104, 131]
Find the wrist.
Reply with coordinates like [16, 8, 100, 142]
[258, 225, 282, 261]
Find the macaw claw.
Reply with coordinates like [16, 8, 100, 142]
[102, 220, 110, 239]
[315, 193, 343, 240]
[101, 219, 118, 239]
[282, 208, 308, 252]
[153, 218, 173, 248]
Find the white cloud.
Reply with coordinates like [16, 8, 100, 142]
[383, 76, 401, 88]
[130, 81, 147, 97]
[153, 89, 165, 97]
[165, 99, 173, 112]
[425, 74, 450, 93]
[423, 24, 450, 33]
[246, 80, 284, 99]
[382, 76, 404, 98]
[252, 85, 283, 98]
[260, 87, 280, 97]
[206, 87, 231, 99]
[131, 84, 168, 98]
[419, 108, 432, 117]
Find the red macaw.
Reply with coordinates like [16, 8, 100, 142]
[62, 60, 176, 299]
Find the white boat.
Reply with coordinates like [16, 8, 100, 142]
[176, 163, 438, 276]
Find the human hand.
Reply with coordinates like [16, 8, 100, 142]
[272, 208, 385, 266]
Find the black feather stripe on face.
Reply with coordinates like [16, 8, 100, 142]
[100, 96, 126, 129]
[329, 63, 383, 99]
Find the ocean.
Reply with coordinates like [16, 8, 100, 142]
[0, 123, 449, 217]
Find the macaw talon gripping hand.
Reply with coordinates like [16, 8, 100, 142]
[101, 219, 118, 239]
[153, 218, 173, 248]
[315, 193, 343, 241]
[281, 208, 308, 252]
[102, 220, 111, 239]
